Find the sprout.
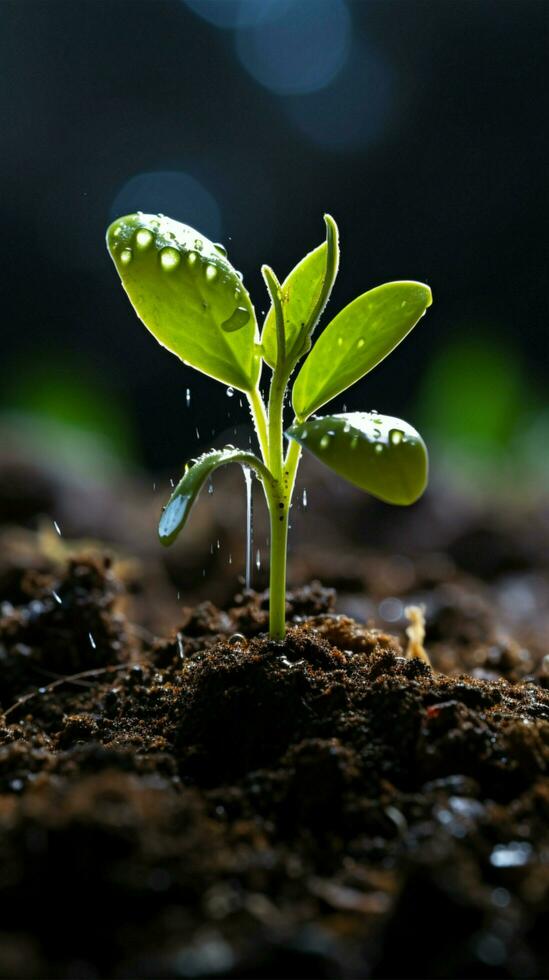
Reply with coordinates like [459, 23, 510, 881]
[106, 212, 432, 639]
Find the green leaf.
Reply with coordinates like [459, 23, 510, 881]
[261, 214, 339, 369]
[107, 214, 260, 393]
[287, 412, 428, 505]
[159, 447, 271, 546]
[292, 281, 432, 419]
[262, 243, 327, 368]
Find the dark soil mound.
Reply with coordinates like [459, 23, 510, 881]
[0, 557, 548, 979]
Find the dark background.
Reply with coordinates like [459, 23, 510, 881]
[1, 0, 547, 478]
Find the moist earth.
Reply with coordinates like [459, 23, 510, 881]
[0, 556, 548, 979]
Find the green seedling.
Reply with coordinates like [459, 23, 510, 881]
[107, 213, 432, 639]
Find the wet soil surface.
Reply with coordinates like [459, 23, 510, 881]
[0, 556, 548, 979]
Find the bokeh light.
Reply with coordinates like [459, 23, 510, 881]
[182, 0, 272, 30]
[235, 0, 351, 96]
[109, 171, 222, 241]
[285, 41, 396, 151]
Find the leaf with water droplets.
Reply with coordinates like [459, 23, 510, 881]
[292, 281, 432, 418]
[159, 447, 268, 546]
[286, 412, 428, 505]
[107, 214, 259, 393]
[261, 214, 339, 369]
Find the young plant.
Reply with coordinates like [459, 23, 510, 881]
[107, 213, 432, 639]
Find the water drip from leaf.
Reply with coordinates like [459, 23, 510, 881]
[242, 466, 253, 590]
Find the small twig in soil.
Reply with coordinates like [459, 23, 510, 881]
[3, 663, 134, 720]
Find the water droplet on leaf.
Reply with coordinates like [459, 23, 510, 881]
[135, 228, 153, 249]
[159, 247, 180, 271]
[221, 306, 250, 332]
[120, 248, 132, 265]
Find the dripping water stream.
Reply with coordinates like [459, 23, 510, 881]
[242, 466, 253, 589]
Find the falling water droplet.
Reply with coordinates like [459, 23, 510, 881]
[208, 480, 214, 495]
[88, 632, 96, 650]
[52, 590, 62, 605]
[195, 427, 200, 439]
[135, 228, 153, 249]
[226, 387, 234, 398]
[302, 489, 308, 508]
[228, 553, 232, 565]
[255, 548, 261, 571]
[177, 633, 185, 660]
[186, 388, 191, 407]
[120, 248, 132, 265]
[160, 247, 180, 271]
[53, 520, 62, 535]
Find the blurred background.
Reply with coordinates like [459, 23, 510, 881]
[0, 0, 548, 625]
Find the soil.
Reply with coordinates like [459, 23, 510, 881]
[0, 550, 548, 979]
